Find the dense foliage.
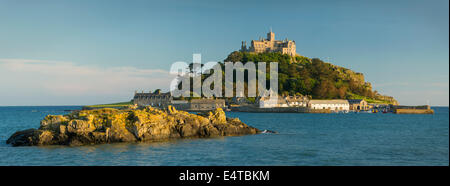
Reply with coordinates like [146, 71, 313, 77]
[224, 51, 386, 101]
[175, 51, 396, 104]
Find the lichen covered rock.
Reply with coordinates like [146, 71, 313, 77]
[7, 107, 260, 146]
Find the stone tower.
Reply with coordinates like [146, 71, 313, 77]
[267, 30, 275, 41]
[241, 41, 248, 51]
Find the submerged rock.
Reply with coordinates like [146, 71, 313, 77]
[6, 106, 260, 146]
[261, 130, 278, 134]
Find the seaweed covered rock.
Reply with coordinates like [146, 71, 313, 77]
[7, 107, 260, 146]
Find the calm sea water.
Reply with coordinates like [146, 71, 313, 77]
[0, 106, 448, 166]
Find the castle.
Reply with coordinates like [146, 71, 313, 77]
[240, 30, 297, 57]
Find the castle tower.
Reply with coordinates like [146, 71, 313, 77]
[267, 31, 275, 41]
[241, 41, 247, 51]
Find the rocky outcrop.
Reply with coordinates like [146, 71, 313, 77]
[6, 106, 260, 146]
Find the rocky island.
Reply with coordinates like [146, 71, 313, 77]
[6, 106, 260, 146]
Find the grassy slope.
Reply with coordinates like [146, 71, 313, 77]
[346, 93, 392, 105]
[85, 101, 133, 108]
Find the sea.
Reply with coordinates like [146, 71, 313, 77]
[0, 106, 448, 166]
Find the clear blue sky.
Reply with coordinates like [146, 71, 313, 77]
[0, 0, 448, 106]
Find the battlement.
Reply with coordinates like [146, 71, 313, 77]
[241, 30, 296, 57]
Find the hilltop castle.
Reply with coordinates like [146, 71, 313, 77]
[240, 30, 297, 57]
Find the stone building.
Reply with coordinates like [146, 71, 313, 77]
[133, 91, 225, 111]
[170, 98, 226, 111]
[133, 91, 172, 108]
[308, 100, 350, 111]
[285, 95, 309, 107]
[348, 99, 369, 111]
[188, 99, 226, 111]
[240, 30, 297, 57]
[258, 97, 288, 108]
[170, 100, 190, 110]
[257, 95, 309, 108]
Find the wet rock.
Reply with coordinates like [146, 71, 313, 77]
[7, 129, 56, 146]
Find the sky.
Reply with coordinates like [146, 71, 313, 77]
[0, 0, 448, 106]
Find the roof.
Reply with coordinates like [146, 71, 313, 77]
[252, 39, 293, 44]
[308, 100, 349, 105]
[285, 96, 308, 102]
[259, 96, 287, 102]
[347, 99, 366, 104]
[134, 92, 172, 98]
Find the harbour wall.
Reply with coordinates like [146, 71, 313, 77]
[394, 109, 434, 114]
[231, 106, 330, 113]
[392, 105, 434, 114]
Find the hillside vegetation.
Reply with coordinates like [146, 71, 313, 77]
[223, 51, 397, 105]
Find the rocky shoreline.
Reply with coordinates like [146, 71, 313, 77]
[6, 106, 260, 146]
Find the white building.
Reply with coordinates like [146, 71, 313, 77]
[258, 95, 309, 108]
[308, 100, 350, 111]
[285, 95, 309, 107]
[259, 97, 288, 108]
